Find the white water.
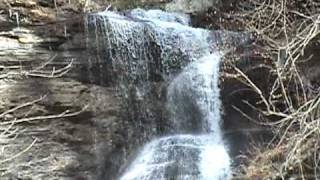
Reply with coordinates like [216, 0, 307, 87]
[88, 8, 231, 180]
[90, 8, 213, 74]
[121, 54, 230, 180]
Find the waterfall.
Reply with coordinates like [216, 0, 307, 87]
[85, 8, 247, 180]
[120, 53, 230, 180]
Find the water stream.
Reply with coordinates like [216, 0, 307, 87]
[86, 8, 237, 180]
[121, 54, 230, 180]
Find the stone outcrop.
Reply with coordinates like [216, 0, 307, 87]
[0, 78, 121, 180]
[166, 0, 218, 13]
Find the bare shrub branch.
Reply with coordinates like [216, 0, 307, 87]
[0, 54, 83, 174]
[224, 0, 320, 178]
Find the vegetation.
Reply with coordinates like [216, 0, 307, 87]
[216, 0, 320, 179]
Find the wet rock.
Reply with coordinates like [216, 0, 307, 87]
[0, 27, 65, 51]
[59, 33, 86, 50]
[166, 0, 219, 13]
[30, 7, 57, 23]
[0, 36, 22, 49]
[7, 0, 37, 8]
[17, 33, 43, 43]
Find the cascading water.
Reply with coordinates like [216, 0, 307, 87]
[86, 8, 250, 180]
[121, 53, 230, 180]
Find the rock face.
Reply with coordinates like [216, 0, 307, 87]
[0, 1, 121, 180]
[166, 0, 219, 13]
[0, 12, 123, 180]
[0, 78, 121, 180]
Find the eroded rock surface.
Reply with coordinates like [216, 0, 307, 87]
[0, 78, 121, 180]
